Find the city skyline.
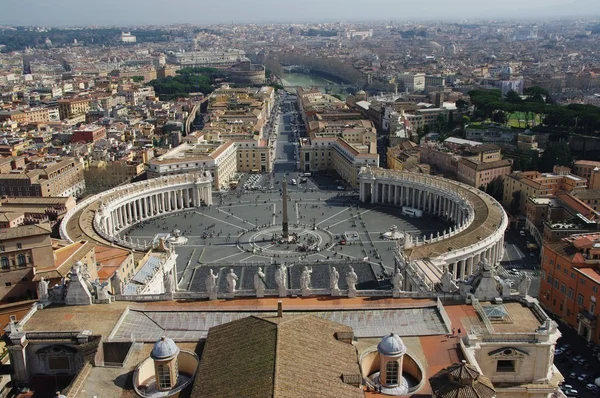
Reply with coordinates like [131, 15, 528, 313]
[2, 0, 600, 26]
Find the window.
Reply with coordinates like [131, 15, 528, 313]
[496, 360, 516, 372]
[577, 294, 584, 306]
[561, 284, 566, 294]
[571, 272, 576, 280]
[4, 282, 10, 287]
[547, 275, 552, 284]
[17, 254, 25, 267]
[594, 286, 598, 294]
[385, 361, 399, 385]
[0, 257, 8, 269]
[16, 243, 22, 249]
[554, 279, 559, 288]
[48, 356, 70, 371]
[557, 264, 561, 271]
[581, 278, 587, 286]
[568, 288, 574, 299]
[591, 302, 596, 314]
[157, 364, 171, 389]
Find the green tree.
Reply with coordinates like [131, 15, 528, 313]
[485, 177, 504, 202]
[132, 76, 145, 83]
[539, 141, 572, 172]
[505, 90, 522, 104]
[456, 99, 469, 113]
[510, 191, 521, 215]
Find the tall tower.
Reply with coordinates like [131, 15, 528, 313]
[282, 179, 289, 238]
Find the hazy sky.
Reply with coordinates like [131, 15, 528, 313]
[1, 0, 599, 26]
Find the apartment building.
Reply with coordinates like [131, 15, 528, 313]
[0, 158, 85, 198]
[57, 98, 90, 120]
[397, 72, 426, 93]
[539, 233, 600, 343]
[71, 124, 107, 144]
[503, 170, 586, 214]
[299, 137, 379, 187]
[235, 140, 272, 173]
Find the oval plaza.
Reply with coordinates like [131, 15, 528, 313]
[60, 165, 507, 292]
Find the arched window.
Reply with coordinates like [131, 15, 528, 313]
[17, 254, 26, 267]
[385, 361, 399, 385]
[157, 363, 171, 389]
[0, 257, 8, 269]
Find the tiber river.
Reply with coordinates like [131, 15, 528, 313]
[279, 72, 349, 100]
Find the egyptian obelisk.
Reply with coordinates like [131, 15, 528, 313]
[282, 179, 289, 238]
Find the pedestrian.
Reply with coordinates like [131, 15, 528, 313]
[452, 327, 456, 336]
[458, 328, 462, 336]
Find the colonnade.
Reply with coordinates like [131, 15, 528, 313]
[359, 169, 507, 286]
[102, 185, 212, 235]
[72, 174, 216, 247]
[360, 179, 471, 229]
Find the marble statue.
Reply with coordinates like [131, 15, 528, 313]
[346, 267, 358, 294]
[441, 264, 454, 292]
[226, 269, 238, 293]
[518, 272, 532, 296]
[300, 266, 312, 290]
[37, 277, 49, 301]
[111, 270, 123, 295]
[254, 267, 266, 295]
[392, 271, 404, 293]
[330, 267, 340, 290]
[163, 270, 173, 294]
[206, 269, 217, 293]
[275, 263, 287, 292]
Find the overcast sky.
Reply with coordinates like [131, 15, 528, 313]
[1, 0, 599, 26]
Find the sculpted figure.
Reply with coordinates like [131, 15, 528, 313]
[37, 277, 49, 300]
[226, 269, 238, 293]
[300, 266, 312, 290]
[346, 267, 358, 293]
[205, 269, 218, 293]
[330, 267, 339, 290]
[254, 267, 266, 292]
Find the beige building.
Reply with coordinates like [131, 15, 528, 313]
[457, 158, 512, 188]
[299, 137, 379, 187]
[58, 98, 90, 120]
[0, 158, 85, 198]
[235, 139, 272, 173]
[503, 170, 587, 214]
[0, 223, 54, 302]
[147, 141, 237, 190]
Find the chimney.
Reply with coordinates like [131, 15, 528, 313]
[277, 300, 283, 317]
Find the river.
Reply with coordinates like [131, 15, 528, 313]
[279, 72, 349, 100]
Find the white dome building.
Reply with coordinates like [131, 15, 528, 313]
[377, 333, 407, 388]
[133, 336, 199, 397]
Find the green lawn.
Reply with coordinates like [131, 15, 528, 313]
[506, 111, 542, 128]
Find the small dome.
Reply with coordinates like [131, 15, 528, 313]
[357, 90, 366, 95]
[151, 336, 180, 360]
[377, 333, 407, 356]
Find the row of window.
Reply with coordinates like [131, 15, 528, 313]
[1, 254, 27, 269]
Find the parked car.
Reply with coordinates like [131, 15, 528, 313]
[577, 374, 589, 382]
[564, 389, 578, 397]
[520, 230, 526, 236]
[586, 384, 597, 390]
[569, 372, 578, 380]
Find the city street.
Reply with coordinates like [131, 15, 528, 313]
[555, 321, 600, 397]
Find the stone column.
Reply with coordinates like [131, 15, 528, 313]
[451, 262, 458, 280]
[467, 257, 474, 276]
[461, 260, 467, 279]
